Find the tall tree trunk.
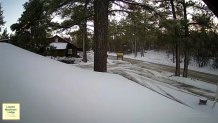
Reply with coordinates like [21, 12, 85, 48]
[134, 37, 137, 57]
[82, 0, 88, 62]
[141, 44, 145, 57]
[113, 43, 115, 52]
[94, 0, 109, 72]
[133, 21, 137, 57]
[111, 36, 115, 52]
[197, 50, 201, 67]
[170, 0, 180, 76]
[175, 41, 180, 76]
[182, 0, 189, 77]
[82, 23, 87, 62]
[172, 45, 175, 63]
[132, 40, 134, 54]
[183, 50, 189, 77]
[175, 31, 181, 76]
[107, 42, 111, 53]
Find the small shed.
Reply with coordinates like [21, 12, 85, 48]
[47, 35, 81, 57]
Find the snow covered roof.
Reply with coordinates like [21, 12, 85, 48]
[49, 42, 67, 49]
[0, 43, 217, 123]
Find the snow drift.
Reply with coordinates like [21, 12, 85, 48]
[0, 43, 217, 123]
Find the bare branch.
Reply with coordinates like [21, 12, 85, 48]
[109, 9, 132, 14]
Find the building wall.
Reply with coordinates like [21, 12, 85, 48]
[67, 44, 78, 57]
[49, 49, 66, 57]
[47, 35, 80, 57]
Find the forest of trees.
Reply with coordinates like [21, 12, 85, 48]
[0, 3, 6, 38]
[0, 3, 10, 41]
[2, 0, 217, 76]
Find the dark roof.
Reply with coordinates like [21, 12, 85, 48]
[47, 35, 82, 51]
[47, 35, 72, 43]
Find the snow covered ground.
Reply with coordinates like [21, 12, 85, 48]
[106, 63, 218, 114]
[1, 43, 217, 123]
[74, 51, 218, 115]
[108, 51, 218, 75]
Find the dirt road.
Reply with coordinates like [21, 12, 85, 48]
[75, 55, 218, 104]
[108, 55, 218, 84]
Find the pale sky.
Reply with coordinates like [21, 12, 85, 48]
[0, 0, 216, 34]
[1, 0, 27, 33]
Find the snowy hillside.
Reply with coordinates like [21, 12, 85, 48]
[0, 43, 217, 123]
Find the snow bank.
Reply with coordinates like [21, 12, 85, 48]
[0, 43, 217, 123]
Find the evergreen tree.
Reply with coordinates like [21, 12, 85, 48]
[0, 2, 5, 32]
[11, 0, 51, 55]
[1, 28, 9, 39]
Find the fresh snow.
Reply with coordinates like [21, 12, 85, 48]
[108, 50, 218, 75]
[49, 42, 68, 49]
[75, 51, 218, 115]
[168, 76, 217, 93]
[0, 43, 217, 123]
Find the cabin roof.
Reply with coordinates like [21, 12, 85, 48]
[49, 42, 68, 50]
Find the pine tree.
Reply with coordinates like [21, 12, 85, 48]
[0, 2, 5, 32]
[10, 0, 50, 54]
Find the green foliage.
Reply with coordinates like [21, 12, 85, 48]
[70, 27, 92, 50]
[10, 0, 51, 55]
[46, 0, 94, 29]
[8, 0, 218, 69]
[106, 0, 218, 69]
[0, 28, 9, 39]
[0, 3, 4, 31]
[108, 5, 159, 53]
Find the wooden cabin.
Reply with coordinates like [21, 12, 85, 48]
[47, 35, 81, 57]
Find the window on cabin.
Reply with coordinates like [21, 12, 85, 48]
[68, 49, 72, 55]
[55, 37, 58, 42]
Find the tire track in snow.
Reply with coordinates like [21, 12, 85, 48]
[108, 68, 190, 107]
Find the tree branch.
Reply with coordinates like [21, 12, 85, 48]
[109, 9, 132, 14]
